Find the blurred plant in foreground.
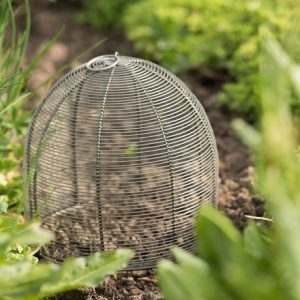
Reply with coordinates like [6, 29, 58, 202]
[0, 212, 133, 300]
[157, 32, 300, 299]
[76, 0, 139, 29]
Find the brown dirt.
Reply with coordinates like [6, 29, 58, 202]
[25, 2, 264, 299]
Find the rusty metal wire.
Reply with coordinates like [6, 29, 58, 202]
[23, 52, 218, 269]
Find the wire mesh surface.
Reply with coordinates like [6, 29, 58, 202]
[23, 53, 218, 269]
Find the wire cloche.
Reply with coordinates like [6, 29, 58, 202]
[24, 52, 218, 269]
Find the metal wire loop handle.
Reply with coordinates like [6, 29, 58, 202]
[87, 52, 120, 71]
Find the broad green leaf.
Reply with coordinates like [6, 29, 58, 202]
[0, 261, 58, 299]
[0, 249, 133, 299]
[196, 206, 241, 266]
[158, 259, 193, 300]
[0, 220, 53, 257]
[8, 222, 53, 247]
[40, 249, 134, 297]
[243, 222, 272, 259]
[159, 247, 234, 300]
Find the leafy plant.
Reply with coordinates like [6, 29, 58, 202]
[0, 0, 59, 212]
[76, 0, 139, 30]
[157, 34, 300, 299]
[0, 213, 133, 300]
[124, 0, 300, 118]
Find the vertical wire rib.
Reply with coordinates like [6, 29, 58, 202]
[24, 131, 35, 219]
[136, 82, 143, 196]
[137, 64, 219, 204]
[26, 89, 63, 219]
[71, 80, 86, 204]
[25, 66, 86, 219]
[126, 65, 177, 245]
[32, 73, 89, 217]
[96, 67, 116, 252]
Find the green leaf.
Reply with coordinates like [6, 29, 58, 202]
[0, 248, 133, 300]
[0, 220, 53, 257]
[9, 222, 53, 247]
[40, 249, 134, 297]
[232, 118, 261, 149]
[158, 247, 234, 300]
[243, 222, 272, 259]
[196, 206, 241, 266]
[0, 261, 59, 299]
[0, 92, 31, 117]
[0, 197, 8, 213]
[158, 259, 193, 300]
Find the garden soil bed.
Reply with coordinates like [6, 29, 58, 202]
[25, 2, 264, 299]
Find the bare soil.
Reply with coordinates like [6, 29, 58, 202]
[25, 2, 264, 299]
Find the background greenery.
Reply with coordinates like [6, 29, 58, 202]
[78, 0, 300, 119]
[76, 0, 138, 29]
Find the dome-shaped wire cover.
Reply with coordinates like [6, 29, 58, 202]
[23, 53, 218, 270]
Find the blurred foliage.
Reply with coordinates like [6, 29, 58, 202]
[0, 213, 133, 300]
[158, 34, 300, 299]
[124, 0, 300, 118]
[76, 0, 139, 29]
[0, 0, 31, 212]
[159, 208, 284, 300]
[0, 0, 58, 212]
